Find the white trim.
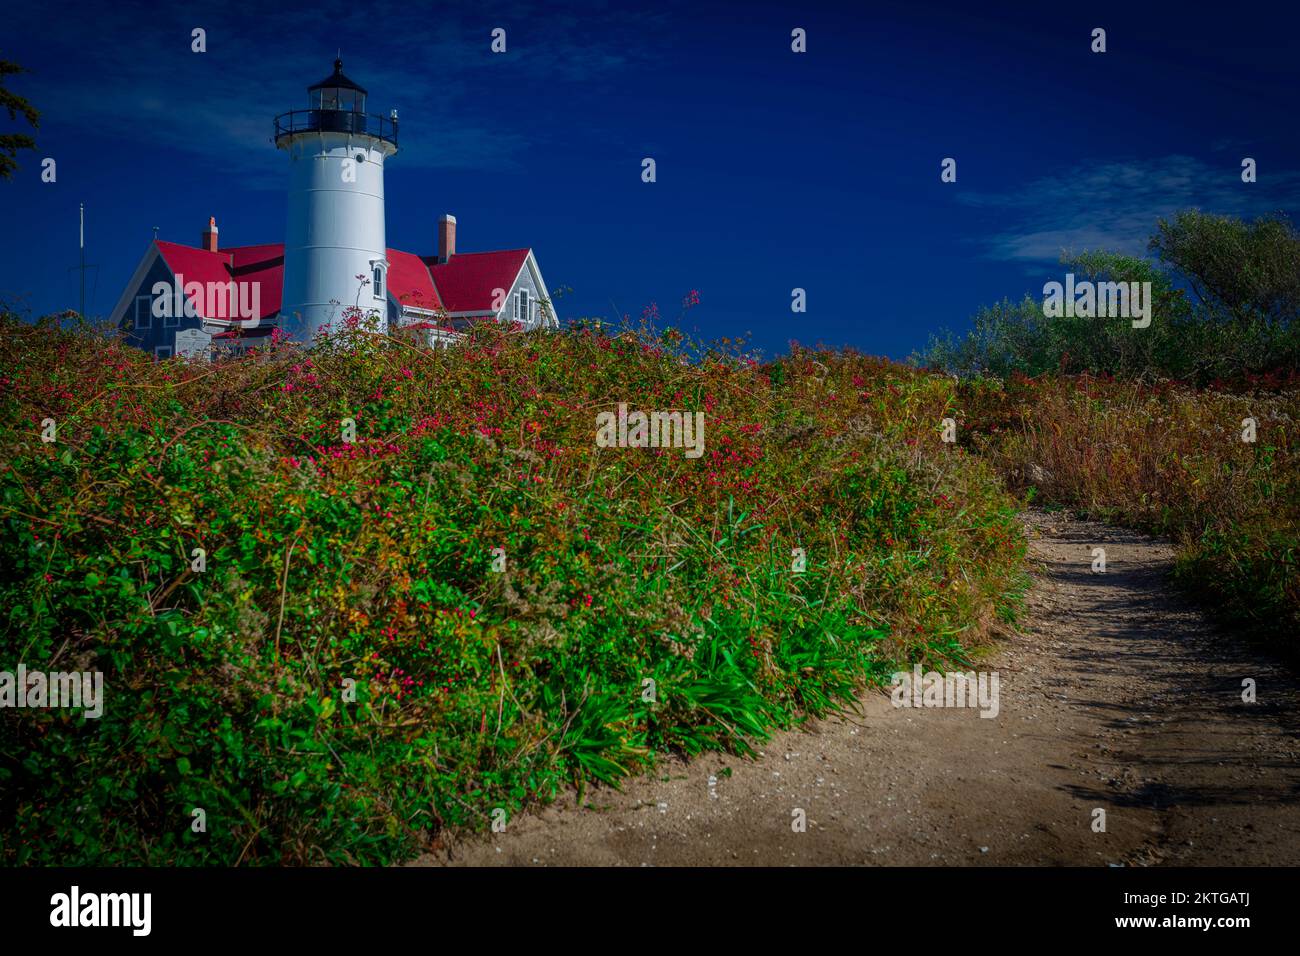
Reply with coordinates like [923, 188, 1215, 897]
[109, 243, 163, 329]
[396, 305, 452, 332]
[399, 305, 442, 318]
[424, 328, 466, 348]
[421, 248, 557, 329]
[201, 317, 248, 335]
[523, 249, 557, 328]
[496, 257, 528, 324]
[491, 250, 556, 329]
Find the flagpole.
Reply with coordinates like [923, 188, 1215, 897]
[79, 203, 85, 317]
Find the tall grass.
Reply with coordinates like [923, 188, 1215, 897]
[962, 374, 1299, 646]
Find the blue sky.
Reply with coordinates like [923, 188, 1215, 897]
[2, 0, 1297, 360]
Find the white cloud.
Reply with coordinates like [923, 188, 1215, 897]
[960, 155, 1300, 261]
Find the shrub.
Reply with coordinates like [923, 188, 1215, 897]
[961, 374, 1299, 646]
[0, 313, 1026, 864]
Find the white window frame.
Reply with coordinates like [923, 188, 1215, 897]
[154, 345, 172, 360]
[135, 295, 153, 330]
[373, 264, 385, 300]
[518, 288, 530, 326]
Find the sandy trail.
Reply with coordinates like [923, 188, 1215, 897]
[413, 510, 1300, 866]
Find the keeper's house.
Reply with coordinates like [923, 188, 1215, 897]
[109, 59, 556, 357]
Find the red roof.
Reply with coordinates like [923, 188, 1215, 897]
[154, 241, 233, 310]
[230, 244, 284, 320]
[154, 241, 282, 321]
[151, 242, 526, 322]
[426, 249, 529, 313]
[386, 248, 443, 312]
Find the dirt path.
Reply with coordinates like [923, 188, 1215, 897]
[413, 510, 1300, 866]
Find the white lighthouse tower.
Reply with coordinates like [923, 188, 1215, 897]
[275, 59, 398, 342]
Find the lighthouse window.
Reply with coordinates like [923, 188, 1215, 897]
[373, 266, 384, 299]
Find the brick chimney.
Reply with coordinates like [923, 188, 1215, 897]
[437, 213, 456, 263]
[201, 216, 219, 252]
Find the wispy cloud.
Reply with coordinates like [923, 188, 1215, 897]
[11, 0, 669, 183]
[960, 155, 1300, 262]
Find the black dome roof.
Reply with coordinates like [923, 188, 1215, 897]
[308, 58, 367, 95]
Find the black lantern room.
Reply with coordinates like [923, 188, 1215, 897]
[308, 59, 367, 113]
[274, 58, 397, 148]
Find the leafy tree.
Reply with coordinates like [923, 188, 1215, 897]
[0, 59, 39, 181]
[919, 251, 1191, 380]
[919, 296, 1047, 379]
[1149, 210, 1300, 326]
[918, 212, 1300, 383]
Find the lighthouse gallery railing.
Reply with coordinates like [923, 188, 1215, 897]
[274, 110, 398, 147]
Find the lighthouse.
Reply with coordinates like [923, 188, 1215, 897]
[275, 59, 398, 342]
[112, 58, 559, 355]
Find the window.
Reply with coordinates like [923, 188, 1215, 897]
[518, 289, 530, 326]
[373, 265, 384, 299]
[154, 345, 172, 360]
[135, 295, 153, 330]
